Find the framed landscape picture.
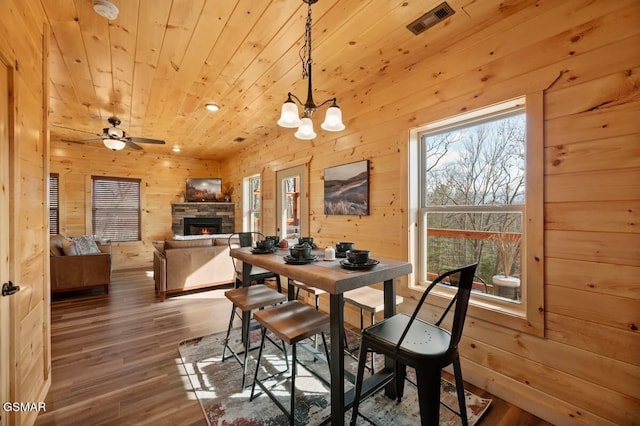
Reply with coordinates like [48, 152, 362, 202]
[186, 178, 222, 202]
[324, 160, 369, 215]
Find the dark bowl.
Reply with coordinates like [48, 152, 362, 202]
[298, 237, 314, 246]
[336, 242, 354, 253]
[290, 244, 312, 259]
[346, 249, 370, 264]
[256, 239, 274, 251]
[265, 235, 280, 245]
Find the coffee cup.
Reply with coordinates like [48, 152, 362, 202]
[290, 243, 312, 259]
[346, 249, 370, 264]
[336, 242, 354, 253]
[256, 239, 274, 251]
[298, 237, 314, 246]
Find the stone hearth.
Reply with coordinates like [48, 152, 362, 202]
[172, 203, 234, 235]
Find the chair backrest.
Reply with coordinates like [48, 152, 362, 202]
[396, 263, 478, 351]
[227, 232, 266, 276]
[227, 232, 265, 249]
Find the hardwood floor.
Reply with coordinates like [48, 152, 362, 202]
[36, 268, 553, 425]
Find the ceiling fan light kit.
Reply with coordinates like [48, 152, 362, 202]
[70, 116, 165, 151]
[103, 139, 126, 151]
[92, 0, 119, 20]
[277, 0, 345, 140]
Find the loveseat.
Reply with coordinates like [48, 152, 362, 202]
[50, 234, 112, 294]
[153, 235, 237, 301]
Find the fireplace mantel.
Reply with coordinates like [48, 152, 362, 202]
[171, 203, 235, 235]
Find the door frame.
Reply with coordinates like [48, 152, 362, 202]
[0, 53, 14, 426]
[275, 163, 309, 241]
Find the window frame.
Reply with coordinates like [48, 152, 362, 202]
[91, 176, 141, 242]
[408, 93, 544, 336]
[243, 174, 261, 233]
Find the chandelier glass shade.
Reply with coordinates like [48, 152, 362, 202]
[103, 138, 126, 151]
[277, 0, 345, 140]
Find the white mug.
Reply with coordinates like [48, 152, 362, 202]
[324, 246, 336, 260]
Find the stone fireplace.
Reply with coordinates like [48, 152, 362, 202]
[172, 202, 234, 235]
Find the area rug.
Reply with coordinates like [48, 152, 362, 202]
[179, 328, 491, 425]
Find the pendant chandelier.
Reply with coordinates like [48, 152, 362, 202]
[277, 0, 345, 140]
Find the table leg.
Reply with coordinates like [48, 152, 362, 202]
[287, 278, 296, 301]
[241, 262, 252, 345]
[329, 293, 345, 426]
[383, 278, 398, 399]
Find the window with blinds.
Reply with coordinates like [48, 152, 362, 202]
[49, 174, 59, 235]
[92, 176, 141, 242]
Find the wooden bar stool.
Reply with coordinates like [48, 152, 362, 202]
[289, 278, 326, 310]
[223, 285, 287, 389]
[250, 300, 330, 426]
[344, 286, 404, 373]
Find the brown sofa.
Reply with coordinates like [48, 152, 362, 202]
[153, 235, 237, 301]
[50, 234, 112, 294]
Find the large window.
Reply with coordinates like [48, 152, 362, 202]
[410, 95, 544, 335]
[244, 175, 261, 232]
[49, 173, 59, 235]
[92, 176, 141, 242]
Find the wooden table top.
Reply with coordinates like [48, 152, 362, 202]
[230, 247, 412, 294]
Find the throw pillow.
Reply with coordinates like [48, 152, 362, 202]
[61, 238, 78, 256]
[72, 235, 101, 255]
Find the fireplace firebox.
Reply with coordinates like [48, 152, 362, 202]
[183, 217, 223, 235]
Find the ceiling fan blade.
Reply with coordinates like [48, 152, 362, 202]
[127, 136, 165, 144]
[125, 141, 143, 150]
[75, 138, 105, 143]
[60, 139, 87, 144]
[51, 124, 102, 135]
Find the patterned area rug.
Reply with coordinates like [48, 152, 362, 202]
[179, 328, 491, 425]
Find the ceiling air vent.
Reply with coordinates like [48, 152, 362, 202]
[407, 2, 455, 35]
[233, 137, 246, 143]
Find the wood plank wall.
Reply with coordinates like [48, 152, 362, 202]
[44, 1, 639, 425]
[0, 0, 51, 424]
[49, 143, 220, 270]
[218, 2, 640, 425]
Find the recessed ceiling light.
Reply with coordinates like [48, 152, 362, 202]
[92, 0, 119, 20]
[172, 146, 182, 152]
[205, 103, 220, 112]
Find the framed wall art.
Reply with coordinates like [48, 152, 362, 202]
[186, 178, 222, 202]
[324, 160, 369, 215]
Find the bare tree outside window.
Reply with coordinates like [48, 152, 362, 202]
[420, 108, 526, 301]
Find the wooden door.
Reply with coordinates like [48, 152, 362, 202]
[0, 56, 12, 426]
[276, 164, 309, 242]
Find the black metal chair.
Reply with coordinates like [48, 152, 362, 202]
[228, 232, 282, 292]
[350, 263, 478, 426]
[343, 286, 404, 374]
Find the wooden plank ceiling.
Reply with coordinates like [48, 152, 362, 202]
[43, 0, 532, 160]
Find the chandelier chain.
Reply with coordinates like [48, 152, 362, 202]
[277, 0, 344, 139]
[300, 1, 313, 80]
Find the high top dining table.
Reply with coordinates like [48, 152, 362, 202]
[230, 246, 412, 425]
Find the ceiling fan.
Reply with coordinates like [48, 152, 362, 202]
[71, 116, 165, 151]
